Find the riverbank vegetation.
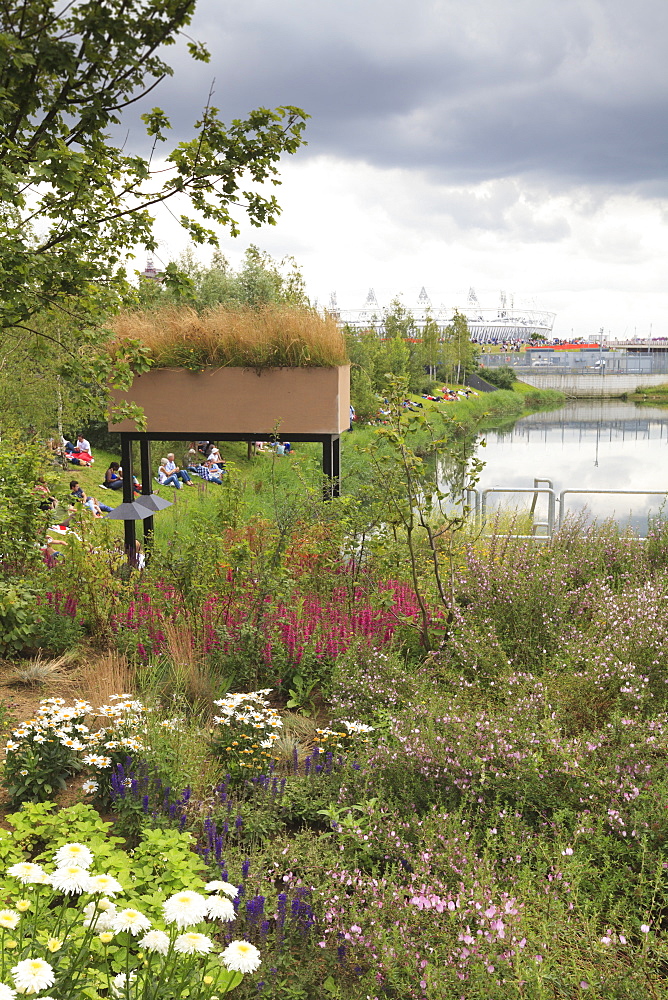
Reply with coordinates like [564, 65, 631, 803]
[627, 384, 668, 405]
[1, 383, 668, 999]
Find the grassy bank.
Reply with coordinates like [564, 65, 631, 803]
[627, 383, 668, 405]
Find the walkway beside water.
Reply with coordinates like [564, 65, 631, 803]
[520, 372, 668, 397]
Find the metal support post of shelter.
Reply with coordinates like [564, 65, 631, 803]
[138, 439, 154, 543]
[120, 433, 136, 558]
[321, 435, 341, 499]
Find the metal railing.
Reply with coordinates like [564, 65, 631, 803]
[479, 355, 668, 375]
[465, 480, 668, 540]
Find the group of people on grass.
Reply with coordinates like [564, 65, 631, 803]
[48, 433, 95, 466]
[157, 445, 226, 489]
[422, 386, 477, 402]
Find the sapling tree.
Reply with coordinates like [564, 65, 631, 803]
[365, 376, 484, 651]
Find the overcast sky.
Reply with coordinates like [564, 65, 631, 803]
[131, 0, 668, 340]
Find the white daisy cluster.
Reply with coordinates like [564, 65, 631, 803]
[313, 719, 375, 750]
[0, 843, 260, 996]
[212, 690, 283, 769]
[3, 695, 148, 798]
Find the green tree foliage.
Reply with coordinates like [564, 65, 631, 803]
[383, 298, 415, 340]
[0, 0, 307, 432]
[135, 245, 309, 311]
[422, 312, 440, 381]
[0, 441, 58, 572]
[0, 0, 307, 331]
[481, 365, 517, 390]
[441, 311, 479, 384]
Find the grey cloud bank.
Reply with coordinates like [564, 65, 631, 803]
[122, 0, 668, 339]
[136, 0, 668, 191]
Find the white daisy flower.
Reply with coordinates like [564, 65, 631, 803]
[205, 880, 239, 897]
[112, 908, 151, 935]
[59, 737, 85, 750]
[205, 896, 236, 922]
[82, 754, 112, 768]
[174, 932, 213, 955]
[11, 958, 55, 994]
[82, 900, 117, 930]
[341, 720, 374, 733]
[0, 911, 20, 930]
[4, 742, 19, 752]
[6, 863, 49, 885]
[162, 890, 208, 929]
[221, 940, 262, 974]
[88, 874, 123, 896]
[81, 779, 99, 795]
[54, 844, 94, 869]
[0, 982, 17, 1000]
[51, 865, 91, 895]
[111, 972, 136, 997]
[139, 930, 170, 955]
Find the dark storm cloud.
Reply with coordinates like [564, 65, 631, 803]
[121, 0, 668, 192]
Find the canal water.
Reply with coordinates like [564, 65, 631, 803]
[462, 400, 668, 534]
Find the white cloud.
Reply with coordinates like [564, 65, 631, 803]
[130, 0, 668, 344]
[147, 153, 668, 340]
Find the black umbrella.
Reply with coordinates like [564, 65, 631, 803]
[134, 493, 173, 512]
[105, 501, 154, 520]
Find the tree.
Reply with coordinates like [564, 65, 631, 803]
[383, 298, 415, 340]
[442, 311, 479, 384]
[365, 376, 484, 651]
[422, 312, 440, 381]
[0, 0, 307, 338]
[134, 245, 309, 311]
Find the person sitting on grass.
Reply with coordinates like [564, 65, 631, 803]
[70, 480, 112, 515]
[207, 445, 225, 468]
[164, 453, 194, 485]
[191, 457, 225, 484]
[67, 433, 94, 466]
[104, 462, 141, 494]
[157, 457, 184, 489]
[103, 462, 124, 490]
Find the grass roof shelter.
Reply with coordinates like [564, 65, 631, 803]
[107, 306, 350, 555]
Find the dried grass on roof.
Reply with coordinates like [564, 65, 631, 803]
[108, 305, 348, 369]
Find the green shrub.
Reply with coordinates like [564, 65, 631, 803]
[0, 579, 40, 657]
[478, 365, 516, 390]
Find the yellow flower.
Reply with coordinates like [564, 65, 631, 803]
[15, 901, 30, 913]
[203, 976, 213, 986]
[5, 940, 17, 950]
[99, 931, 114, 944]
[47, 938, 62, 953]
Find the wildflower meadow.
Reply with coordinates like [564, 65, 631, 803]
[3, 405, 668, 999]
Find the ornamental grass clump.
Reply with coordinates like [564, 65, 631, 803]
[0, 843, 260, 998]
[108, 305, 348, 370]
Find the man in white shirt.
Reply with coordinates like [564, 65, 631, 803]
[164, 453, 194, 485]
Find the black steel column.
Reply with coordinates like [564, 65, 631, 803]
[322, 436, 333, 500]
[332, 435, 341, 498]
[120, 433, 136, 558]
[139, 439, 154, 543]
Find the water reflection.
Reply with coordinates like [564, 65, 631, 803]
[440, 400, 668, 534]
